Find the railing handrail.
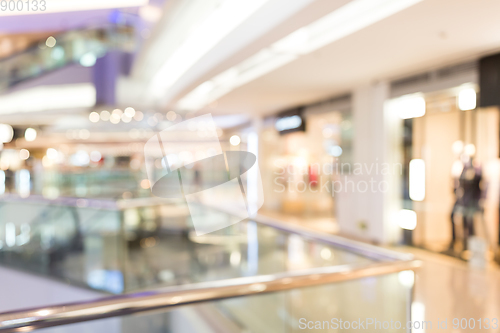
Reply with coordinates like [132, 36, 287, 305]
[252, 213, 413, 262]
[0, 259, 421, 332]
[0, 194, 411, 262]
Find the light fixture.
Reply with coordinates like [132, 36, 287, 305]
[320, 248, 332, 260]
[25, 128, 37, 142]
[100, 110, 111, 121]
[110, 114, 121, 124]
[389, 94, 426, 119]
[150, 0, 272, 100]
[398, 209, 417, 230]
[140, 179, 150, 189]
[0, 0, 149, 16]
[0, 84, 96, 115]
[70, 150, 90, 167]
[133, 111, 144, 121]
[80, 52, 97, 67]
[6, 223, 15, 247]
[121, 114, 132, 123]
[46, 148, 58, 160]
[166, 111, 177, 121]
[89, 112, 100, 123]
[458, 87, 476, 111]
[409, 159, 425, 201]
[398, 270, 415, 287]
[230, 251, 241, 266]
[0, 124, 13, 143]
[45, 36, 56, 48]
[124, 107, 136, 117]
[19, 149, 30, 160]
[51, 46, 65, 60]
[230, 135, 241, 146]
[329, 146, 343, 157]
[139, 5, 162, 23]
[178, 0, 423, 111]
[90, 151, 102, 162]
[464, 143, 476, 157]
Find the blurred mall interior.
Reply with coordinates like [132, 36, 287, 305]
[0, 0, 500, 332]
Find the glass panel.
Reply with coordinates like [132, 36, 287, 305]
[31, 272, 411, 333]
[0, 200, 375, 294]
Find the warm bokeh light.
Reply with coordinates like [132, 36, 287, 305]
[89, 112, 100, 123]
[230, 135, 241, 146]
[398, 209, 417, 230]
[45, 36, 56, 48]
[0, 124, 14, 143]
[124, 107, 136, 117]
[409, 159, 425, 201]
[140, 179, 150, 189]
[133, 111, 144, 121]
[458, 88, 477, 111]
[46, 148, 59, 160]
[166, 111, 177, 121]
[19, 149, 30, 160]
[24, 128, 37, 142]
[100, 110, 111, 121]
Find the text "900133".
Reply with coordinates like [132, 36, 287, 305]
[1, 0, 46, 12]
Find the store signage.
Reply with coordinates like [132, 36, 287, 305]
[275, 115, 302, 131]
[275, 112, 305, 134]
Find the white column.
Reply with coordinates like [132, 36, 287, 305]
[336, 82, 402, 244]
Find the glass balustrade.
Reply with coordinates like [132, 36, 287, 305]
[21, 271, 412, 333]
[0, 200, 375, 294]
[0, 197, 416, 333]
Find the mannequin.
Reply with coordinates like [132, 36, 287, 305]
[449, 144, 483, 252]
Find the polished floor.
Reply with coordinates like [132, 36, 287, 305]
[399, 246, 500, 333]
[259, 209, 339, 234]
[260, 210, 500, 332]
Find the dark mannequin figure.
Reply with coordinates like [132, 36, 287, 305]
[450, 157, 482, 251]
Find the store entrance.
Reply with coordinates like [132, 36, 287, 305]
[260, 109, 352, 233]
[410, 91, 499, 259]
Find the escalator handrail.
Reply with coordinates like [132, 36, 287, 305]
[0, 23, 132, 64]
[0, 259, 421, 332]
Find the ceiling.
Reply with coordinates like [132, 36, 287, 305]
[128, 0, 353, 108]
[178, 0, 500, 116]
[4, 0, 500, 143]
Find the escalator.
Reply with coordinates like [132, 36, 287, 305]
[0, 24, 135, 91]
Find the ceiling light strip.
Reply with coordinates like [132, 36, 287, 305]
[178, 0, 423, 111]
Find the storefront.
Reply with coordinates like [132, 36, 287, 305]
[392, 60, 500, 261]
[260, 96, 352, 230]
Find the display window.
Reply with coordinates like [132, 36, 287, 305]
[402, 87, 499, 260]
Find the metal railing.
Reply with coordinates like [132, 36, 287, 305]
[0, 260, 420, 332]
[0, 197, 421, 331]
